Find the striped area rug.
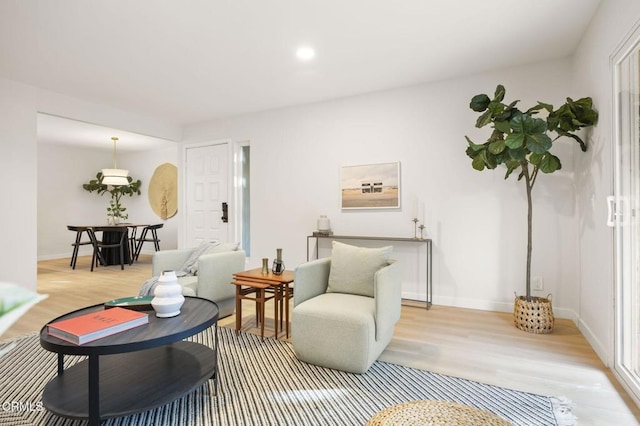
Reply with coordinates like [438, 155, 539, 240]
[0, 326, 573, 425]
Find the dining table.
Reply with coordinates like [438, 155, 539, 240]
[71, 224, 148, 266]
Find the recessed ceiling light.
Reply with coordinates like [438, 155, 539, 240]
[296, 46, 315, 61]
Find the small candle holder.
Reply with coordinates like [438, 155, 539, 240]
[419, 224, 425, 240]
[412, 218, 419, 239]
[272, 248, 285, 275]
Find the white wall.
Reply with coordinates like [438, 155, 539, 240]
[184, 57, 583, 317]
[0, 78, 38, 290]
[572, 1, 640, 366]
[37, 144, 110, 259]
[37, 143, 180, 260]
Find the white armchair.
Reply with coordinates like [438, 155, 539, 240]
[292, 242, 402, 373]
[152, 246, 246, 318]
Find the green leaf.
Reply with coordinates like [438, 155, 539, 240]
[529, 117, 547, 134]
[494, 100, 521, 122]
[571, 96, 592, 109]
[494, 85, 506, 102]
[505, 133, 525, 149]
[470, 94, 491, 112]
[510, 114, 547, 134]
[540, 153, 562, 173]
[525, 104, 544, 115]
[509, 114, 528, 133]
[504, 160, 520, 179]
[529, 152, 543, 165]
[494, 150, 509, 164]
[531, 102, 553, 114]
[558, 131, 587, 152]
[546, 115, 559, 132]
[488, 101, 504, 115]
[509, 147, 527, 161]
[472, 155, 485, 171]
[475, 110, 493, 128]
[526, 133, 553, 154]
[494, 120, 511, 134]
[488, 140, 506, 154]
[465, 136, 485, 152]
[483, 150, 497, 169]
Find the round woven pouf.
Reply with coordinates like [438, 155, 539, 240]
[366, 400, 512, 426]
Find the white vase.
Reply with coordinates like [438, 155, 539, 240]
[317, 215, 331, 231]
[151, 270, 185, 318]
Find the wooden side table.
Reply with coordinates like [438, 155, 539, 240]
[231, 268, 294, 340]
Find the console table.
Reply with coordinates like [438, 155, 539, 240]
[306, 235, 432, 309]
[39, 297, 219, 425]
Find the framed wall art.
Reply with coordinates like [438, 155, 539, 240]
[340, 161, 400, 209]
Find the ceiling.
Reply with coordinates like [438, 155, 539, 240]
[0, 0, 601, 149]
[36, 113, 177, 152]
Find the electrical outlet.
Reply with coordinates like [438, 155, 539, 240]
[532, 276, 544, 291]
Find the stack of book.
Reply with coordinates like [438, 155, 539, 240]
[47, 307, 149, 345]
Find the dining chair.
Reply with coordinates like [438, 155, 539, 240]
[87, 227, 129, 271]
[67, 226, 93, 269]
[133, 224, 163, 261]
[126, 225, 139, 260]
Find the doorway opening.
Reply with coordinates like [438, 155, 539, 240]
[235, 142, 250, 257]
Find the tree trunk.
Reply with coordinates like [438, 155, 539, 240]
[522, 162, 533, 301]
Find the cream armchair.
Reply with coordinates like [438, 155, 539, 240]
[292, 242, 402, 374]
[152, 246, 246, 318]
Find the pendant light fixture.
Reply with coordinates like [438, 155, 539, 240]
[101, 137, 129, 186]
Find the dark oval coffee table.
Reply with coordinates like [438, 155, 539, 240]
[39, 296, 219, 426]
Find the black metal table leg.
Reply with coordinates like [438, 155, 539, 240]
[88, 354, 100, 426]
[213, 323, 219, 396]
[57, 353, 64, 375]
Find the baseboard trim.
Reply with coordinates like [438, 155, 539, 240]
[37, 249, 155, 262]
[432, 295, 578, 321]
[577, 316, 611, 368]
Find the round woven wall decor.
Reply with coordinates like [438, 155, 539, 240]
[148, 163, 178, 220]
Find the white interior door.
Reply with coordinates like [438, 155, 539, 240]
[185, 143, 229, 247]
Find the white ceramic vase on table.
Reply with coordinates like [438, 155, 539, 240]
[151, 270, 185, 318]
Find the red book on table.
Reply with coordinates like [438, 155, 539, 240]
[47, 307, 149, 345]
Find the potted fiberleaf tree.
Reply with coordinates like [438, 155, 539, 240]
[465, 84, 598, 333]
[83, 172, 142, 224]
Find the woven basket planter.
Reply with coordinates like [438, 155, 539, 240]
[513, 295, 554, 334]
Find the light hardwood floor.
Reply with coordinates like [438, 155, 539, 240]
[4, 256, 640, 425]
